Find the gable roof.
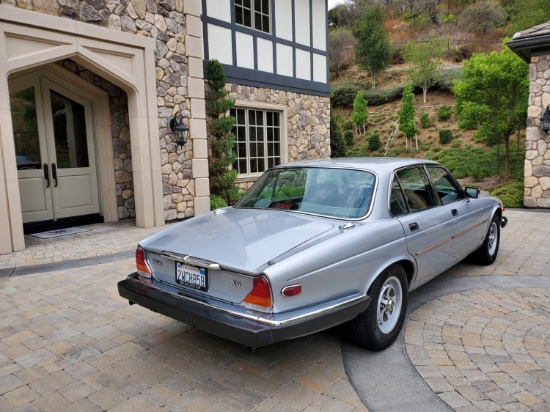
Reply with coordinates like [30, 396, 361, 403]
[507, 20, 550, 62]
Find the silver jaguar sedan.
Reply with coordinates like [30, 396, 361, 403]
[118, 158, 507, 351]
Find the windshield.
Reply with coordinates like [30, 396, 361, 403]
[235, 167, 376, 219]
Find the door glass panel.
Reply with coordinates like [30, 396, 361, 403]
[10, 87, 42, 170]
[50, 90, 89, 168]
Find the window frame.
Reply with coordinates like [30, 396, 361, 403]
[391, 166, 438, 215]
[234, 0, 271, 34]
[425, 166, 465, 206]
[231, 102, 287, 179]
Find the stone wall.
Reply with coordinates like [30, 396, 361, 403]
[525, 53, 550, 208]
[228, 83, 331, 191]
[3, 0, 196, 220]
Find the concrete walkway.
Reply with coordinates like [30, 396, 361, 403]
[0, 209, 549, 411]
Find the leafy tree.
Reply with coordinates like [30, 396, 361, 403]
[398, 82, 418, 142]
[352, 92, 368, 135]
[353, 5, 391, 89]
[504, 0, 550, 35]
[403, 37, 445, 104]
[453, 46, 529, 180]
[205, 60, 239, 205]
[330, 114, 347, 158]
[459, 1, 505, 38]
[329, 27, 356, 77]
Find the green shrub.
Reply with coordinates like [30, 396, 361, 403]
[439, 129, 453, 144]
[344, 130, 354, 146]
[419, 142, 431, 151]
[368, 133, 381, 151]
[210, 194, 228, 209]
[490, 181, 524, 208]
[451, 139, 462, 148]
[432, 146, 442, 153]
[448, 44, 473, 63]
[343, 119, 354, 131]
[436, 105, 453, 121]
[420, 112, 434, 128]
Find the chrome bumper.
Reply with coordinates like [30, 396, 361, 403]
[118, 272, 371, 348]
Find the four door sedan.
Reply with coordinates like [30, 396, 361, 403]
[118, 158, 507, 351]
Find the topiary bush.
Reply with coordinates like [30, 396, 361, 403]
[344, 130, 354, 146]
[368, 133, 381, 151]
[436, 105, 453, 121]
[439, 129, 453, 144]
[420, 112, 434, 128]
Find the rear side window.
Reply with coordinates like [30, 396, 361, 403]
[426, 167, 464, 205]
[394, 167, 437, 213]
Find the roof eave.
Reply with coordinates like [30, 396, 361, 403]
[507, 34, 550, 63]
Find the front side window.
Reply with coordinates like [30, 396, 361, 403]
[235, 0, 270, 33]
[426, 167, 464, 205]
[235, 167, 376, 219]
[394, 167, 436, 212]
[232, 108, 281, 176]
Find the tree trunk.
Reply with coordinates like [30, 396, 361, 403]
[504, 134, 510, 181]
[422, 87, 428, 104]
[372, 74, 376, 90]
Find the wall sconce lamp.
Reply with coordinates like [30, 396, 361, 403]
[169, 111, 190, 148]
[541, 105, 550, 135]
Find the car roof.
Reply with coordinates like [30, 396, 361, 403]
[275, 157, 439, 172]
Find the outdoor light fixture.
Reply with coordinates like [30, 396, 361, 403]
[541, 105, 550, 135]
[169, 111, 190, 148]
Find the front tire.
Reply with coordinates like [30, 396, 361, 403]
[470, 214, 500, 265]
[351, 264, 408, 351]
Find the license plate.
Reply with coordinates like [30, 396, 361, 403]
[175, 262, 207, 291]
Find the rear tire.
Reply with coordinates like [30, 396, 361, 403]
[351, 264, 408, 351]
[470, 214, 500, 265]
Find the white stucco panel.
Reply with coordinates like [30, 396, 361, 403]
[207, 24, 232, 65]
[312, 0, 326, 51]
[236, 32, 254, 69]
[295, 49, 311, 81]
[275, 0, 293, 41]
[312, 53, 326, 83]
[205, 0, 231, 22]
[276, 43, 293, 77]
[257, 38, 274, 73]
[294, 0, 310, 46]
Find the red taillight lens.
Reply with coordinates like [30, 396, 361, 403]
[243, 276, 272, 308]
[136, 246, 151, 278]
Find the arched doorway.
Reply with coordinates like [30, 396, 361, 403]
[9, 68, 103, 231]
[0, 6, 165, 254]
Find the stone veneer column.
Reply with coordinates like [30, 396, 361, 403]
[184, 0, 210, 216]
[525, 53, 550, 208]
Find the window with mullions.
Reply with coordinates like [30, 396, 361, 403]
[232, 108, 281, 176]
[235, 0, 271, 33]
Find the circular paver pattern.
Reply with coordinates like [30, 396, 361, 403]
[405, 288, 550, 411]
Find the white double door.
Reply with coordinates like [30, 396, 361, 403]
[10, 72, 100, 224]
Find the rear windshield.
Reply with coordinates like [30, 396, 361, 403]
[235, 167, 376, 219]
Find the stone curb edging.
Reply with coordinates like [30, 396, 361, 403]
[342, 275, 550, 412]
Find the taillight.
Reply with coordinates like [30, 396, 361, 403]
[136, 246, 151, 278]
[243, 276, 272, 309]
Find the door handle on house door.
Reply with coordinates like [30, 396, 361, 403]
[52, 163, 58, 187]
[43, 163, 50, 188]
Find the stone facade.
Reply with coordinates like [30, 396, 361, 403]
[228, 83, 331, 191]
[524, 53, 550, 208]
[3, 0, 199, 220]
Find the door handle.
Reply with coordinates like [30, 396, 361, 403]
[52, 163, 58, 187]
[451, 209, 458, 217]
[43, 163, 50, 188]
[409, 222, 419, 231]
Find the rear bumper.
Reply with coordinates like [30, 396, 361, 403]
[118, 272, 371, 348]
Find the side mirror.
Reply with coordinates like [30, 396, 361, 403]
[464, 187, 479, 199]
